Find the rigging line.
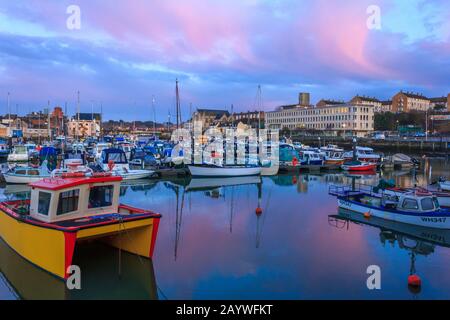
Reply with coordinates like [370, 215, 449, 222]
[115, 217, 168, 301]
[157, 284, 169, 300]
[0, 272, 19, 300]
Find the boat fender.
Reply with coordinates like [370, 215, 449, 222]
[255, 207, 263, 215]
[292, 157, 298, 167]
[408, 274, 421, 288]
[364, 211, 371, 219]
[108, 160, 115, 171]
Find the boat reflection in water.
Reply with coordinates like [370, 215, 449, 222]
[329, 208, 450, 295]
[0, 239, 158, 300]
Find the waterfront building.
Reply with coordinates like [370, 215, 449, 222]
[192, 108, 230, 127]
[49, 107, 66, 136]
[391, 91, 430, 112]
[266, 103, 374, 137]
[429, 96, 448, 112]
[232, 111, 264, 128]
[298, 92, 310, 106]
[380, 100, 392, 112]
[316, 99, 346, 108]
[350, 95, 382, 113]
[68, 113, 101, 138]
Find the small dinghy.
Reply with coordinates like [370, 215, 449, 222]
[188, 164, 262, 177]
[329, 184, 450, 229]
[341, 160, 377, 172]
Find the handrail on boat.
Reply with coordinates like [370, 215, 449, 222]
[328, 183, 378, 197]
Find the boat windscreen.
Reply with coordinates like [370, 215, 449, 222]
[103, 151, 127, 163]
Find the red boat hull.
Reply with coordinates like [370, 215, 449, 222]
[342, 164, 377, 171]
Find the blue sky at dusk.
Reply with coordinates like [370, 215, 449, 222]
[0, 0, 449, 121]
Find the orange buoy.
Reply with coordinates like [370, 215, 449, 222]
[408, 274, 422, 287]
[364, 211, 371, 219]
[255, 207, 263, 215]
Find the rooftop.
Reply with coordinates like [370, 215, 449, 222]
[30, 176, 123, 191]
[352, 95, 381, 103]
[398, 91, 429, 100]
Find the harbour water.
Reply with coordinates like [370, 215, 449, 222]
[1, 157, 449, 300]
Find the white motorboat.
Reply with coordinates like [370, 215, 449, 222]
[98, 148, 155, 180]
[188, 164, 261, 177]
[329, 185, 450, 229]
[92, 142, 112, 160]
[7, 145, 29, 162]
[439, 179, 450, 192]
[343, 146, 381, 163]
[3, 161, 50, 184]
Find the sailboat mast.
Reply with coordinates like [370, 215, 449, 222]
[76, 90, 80, 141]
[7, 92, 10, 125]
[47, 100, 51, 140]
[152, 95, 156, 137]
[175, 79, 181, 129]
[257, 85, 262, 131]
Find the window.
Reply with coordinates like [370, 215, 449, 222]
[89, 185, 114, 208]
[15, 169, 27, 175]
[402, 198, 418, 210]
[57, 189, 80, 215]
[421, 198, 435, 211]
[28, 169, 40, 176]
[38, 192, 52, 216]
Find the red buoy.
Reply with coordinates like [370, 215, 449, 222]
[255, 207, 263, 215]
[408, 274, 422, 287]
[364, 212, 371, 219]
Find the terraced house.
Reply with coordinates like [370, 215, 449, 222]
[391, 91, 431, 112]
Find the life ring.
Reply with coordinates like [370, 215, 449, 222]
[61, 172, 86, 178]
[92, 171, 112, 177]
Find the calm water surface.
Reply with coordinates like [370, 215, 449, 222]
[1, 158, 450, 300]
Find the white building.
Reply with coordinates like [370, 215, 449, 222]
[67, 119, 100, 138]
[266, 104, 374, 137]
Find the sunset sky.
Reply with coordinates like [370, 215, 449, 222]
[0, 0, 449, 121]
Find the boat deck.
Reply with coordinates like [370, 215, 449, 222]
[0, 200, 161, 232]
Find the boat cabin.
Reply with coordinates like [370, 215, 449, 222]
[11, 145, 27, 155]
[381, 191, 440, 213]
[29, 176, 122, 223]
[99, 148, 129, 171]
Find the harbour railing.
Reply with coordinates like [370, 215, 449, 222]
[328, 184, 376, 197]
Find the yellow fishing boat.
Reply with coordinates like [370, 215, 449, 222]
[0, 174, 161, 279]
